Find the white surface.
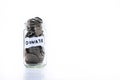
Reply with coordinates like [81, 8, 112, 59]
[0, 0, 120, 80]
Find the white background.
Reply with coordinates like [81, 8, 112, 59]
[0, 0, 120, 80]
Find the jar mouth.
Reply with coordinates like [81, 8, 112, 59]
[28, 17, 43, 25]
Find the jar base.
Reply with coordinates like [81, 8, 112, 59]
[24, 63, 46, 68]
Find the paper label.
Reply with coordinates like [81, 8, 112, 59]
[25, 36, 44, 48]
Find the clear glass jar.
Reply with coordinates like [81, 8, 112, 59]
[23, 17, 46, 68]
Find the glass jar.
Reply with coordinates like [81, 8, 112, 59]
[23, 17, 46, 68]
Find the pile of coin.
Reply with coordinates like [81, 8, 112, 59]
[24, 17, 45, 65]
